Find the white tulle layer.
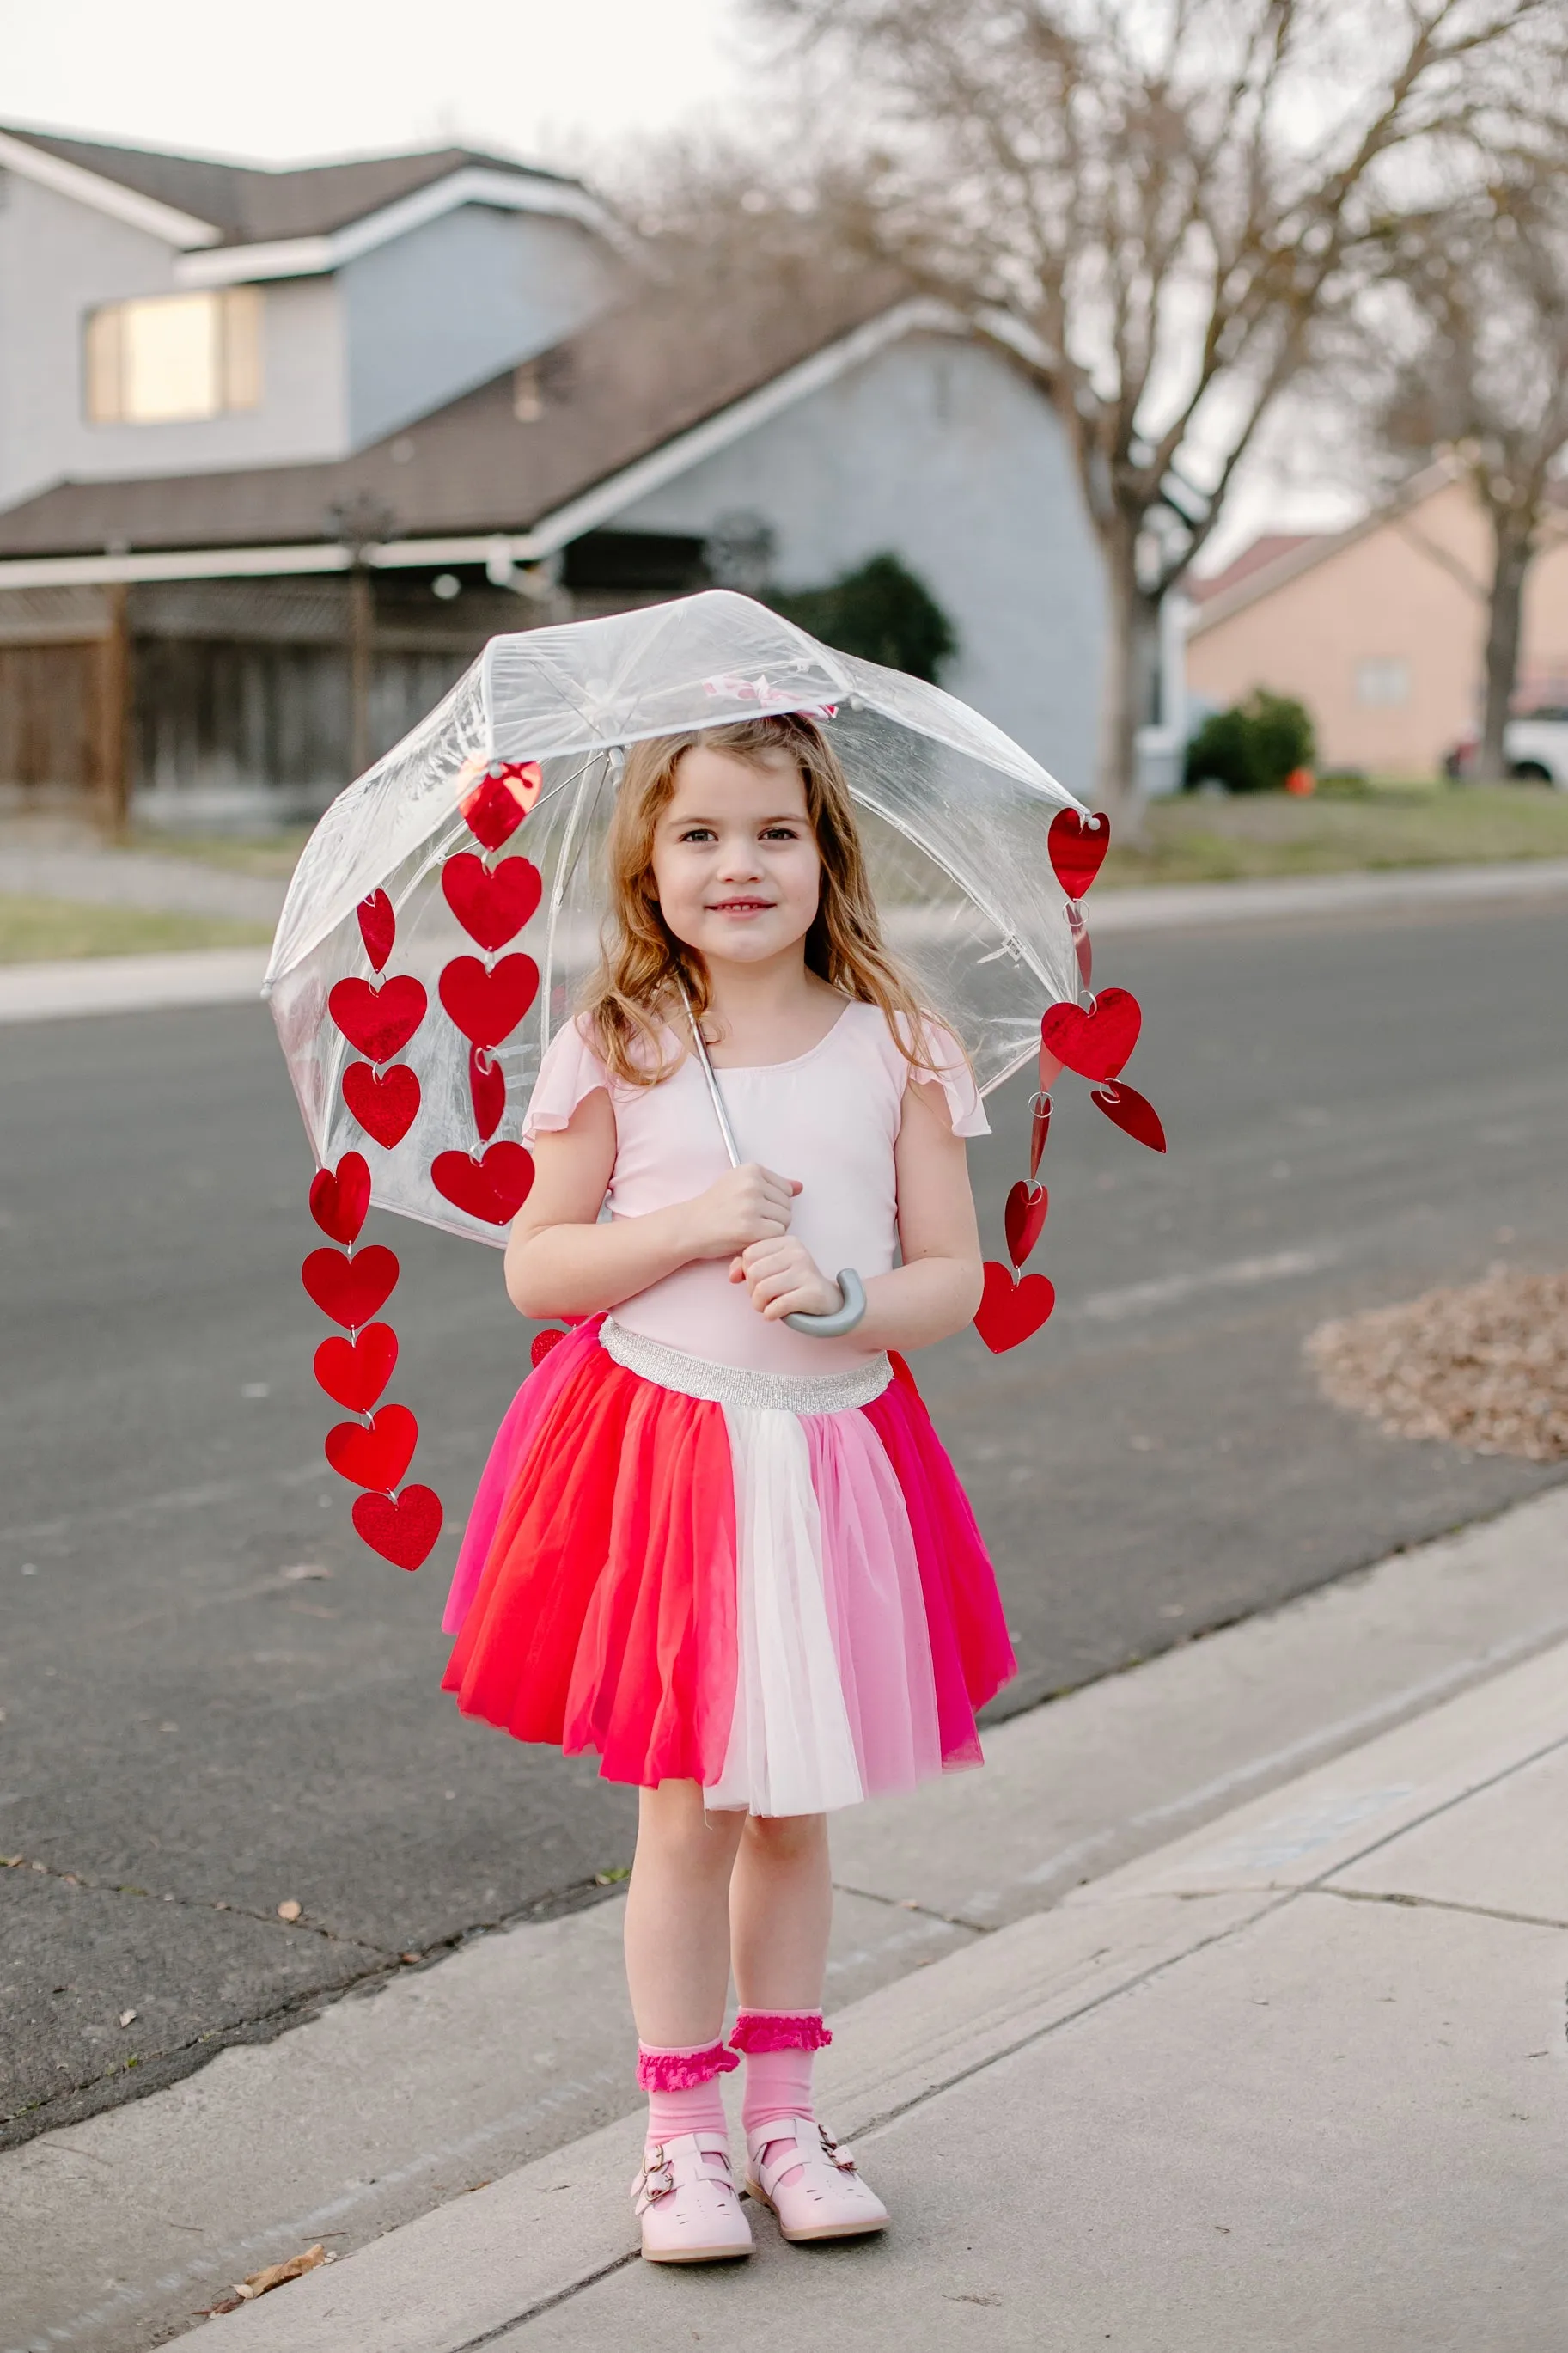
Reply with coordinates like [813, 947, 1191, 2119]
[703, 1401, 943, 1818]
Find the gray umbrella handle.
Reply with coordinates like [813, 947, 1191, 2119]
[678, 981, 867, 1342]
[784, 1267, 868, 1338]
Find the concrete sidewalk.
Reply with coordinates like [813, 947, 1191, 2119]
[185, 1569, 1567, 2350]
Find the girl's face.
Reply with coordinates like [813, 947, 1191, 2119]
[650, 744, 821, 969]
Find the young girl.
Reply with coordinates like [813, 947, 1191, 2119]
[441, 712, 1015, 2261]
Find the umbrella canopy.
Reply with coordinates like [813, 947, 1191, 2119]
[265, 589, 1088, 1244]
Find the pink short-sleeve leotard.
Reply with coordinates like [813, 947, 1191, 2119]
[522, 999, 988, 1376]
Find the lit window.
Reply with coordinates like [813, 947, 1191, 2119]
[85, 289, 262, 425]
[1355, 657, 1409, 707]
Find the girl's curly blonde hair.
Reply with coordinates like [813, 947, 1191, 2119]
[580, 712, 944, 1086]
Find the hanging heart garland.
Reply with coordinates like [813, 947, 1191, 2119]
[428, 761, 543, 1228]
[976, 808, 1168, 1355]
[300, 1180, 442, 1568]
[335, 893, 429, 1155]
[305, 883, 442, 1572]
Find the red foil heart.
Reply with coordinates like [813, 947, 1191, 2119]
[352, 1483, 443, 1571]
[325, 1402, 418, 1493]
[1048, 808, 1111, 900]
[1090, 1081, 1168, 1153]
[442, 853, 542, 952]
[1029, 1095, 1052, 1181]
[460, 762, 541, 849]
[308, 1150, 371, 1244]
[973, 1260, 1057, 1354]
[1004, 1180, 1049, 1269]
[1040, 987, 1142, 1082]
[439, 953, 539, 1049]
[301, 1244, 400, 1329]
[342, 1061, 421, 1148]
[469, 1046, 506, 1141]
[1065, 901, 1094, 988]
[530, 1327, 568, 1368]
[328, 975, 427, 1065]
[430, 1141, 535, 1225]
[357, 890, 395, 973]
[314, 1321, 398, 1412]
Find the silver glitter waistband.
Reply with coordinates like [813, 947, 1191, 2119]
[601, 1318, 892, 1414]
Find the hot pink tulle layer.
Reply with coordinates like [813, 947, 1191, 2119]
[442, 1321, 1015, 1812]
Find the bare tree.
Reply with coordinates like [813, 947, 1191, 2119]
[754, 0, 1568, 821]
[1370, 187, 1568, 782]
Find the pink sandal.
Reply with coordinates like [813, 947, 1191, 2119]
[744, 2117, 889, 2242]
[632, 2132, 753, 2263]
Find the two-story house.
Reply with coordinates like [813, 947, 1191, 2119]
[0, 123, 1107, 828]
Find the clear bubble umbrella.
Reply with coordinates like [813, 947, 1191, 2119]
[265, 590, 1159, 1566]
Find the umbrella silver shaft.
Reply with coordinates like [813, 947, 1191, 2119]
[678, 983, 744, 1170]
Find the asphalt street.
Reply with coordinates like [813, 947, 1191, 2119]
[2, 893, 1565, 2147]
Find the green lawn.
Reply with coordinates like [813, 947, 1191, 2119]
[1102, 781, 1568, 887]
[126, 827, 312, 879]
[0, 895, 275, 964]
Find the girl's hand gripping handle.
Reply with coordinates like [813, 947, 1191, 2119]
[684, 1162, 801, 1262]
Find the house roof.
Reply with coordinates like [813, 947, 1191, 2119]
[0, 123, 578, 248]
[1187, 533, 1325, 607]
[0, 271, 943, 584]
[1183, 462, 1492, 635]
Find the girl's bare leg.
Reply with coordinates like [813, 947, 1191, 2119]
[623, 1781, 747, 2046]
[729, 1812, 832, 2011]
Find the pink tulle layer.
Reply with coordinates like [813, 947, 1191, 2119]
[729, 2009, 833, 2054]
[637, 2039, 741, 2091]
[442, 1329, 1015, 1803]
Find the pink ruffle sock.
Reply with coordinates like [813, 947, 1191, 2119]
[638, 2038, 738, 2149]
[730, 2011, 833, 2173]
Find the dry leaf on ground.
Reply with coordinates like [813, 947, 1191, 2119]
[1306, 1268, 1568, 1462]
[233, 2244, 327, 2300]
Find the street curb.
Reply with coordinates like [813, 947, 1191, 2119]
[1, 858, 1565, 1025]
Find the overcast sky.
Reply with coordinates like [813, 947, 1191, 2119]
[0, 0, 759, 169]
[0, 0, 1358, 560]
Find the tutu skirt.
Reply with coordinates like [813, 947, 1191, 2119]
[442, 1317, 1015, 1815]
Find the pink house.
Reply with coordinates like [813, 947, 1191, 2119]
[1185, 461, 1568, 776]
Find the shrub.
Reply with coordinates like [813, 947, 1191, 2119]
[1185, 688, 1315, 794]
[772, 553, 958, 683]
